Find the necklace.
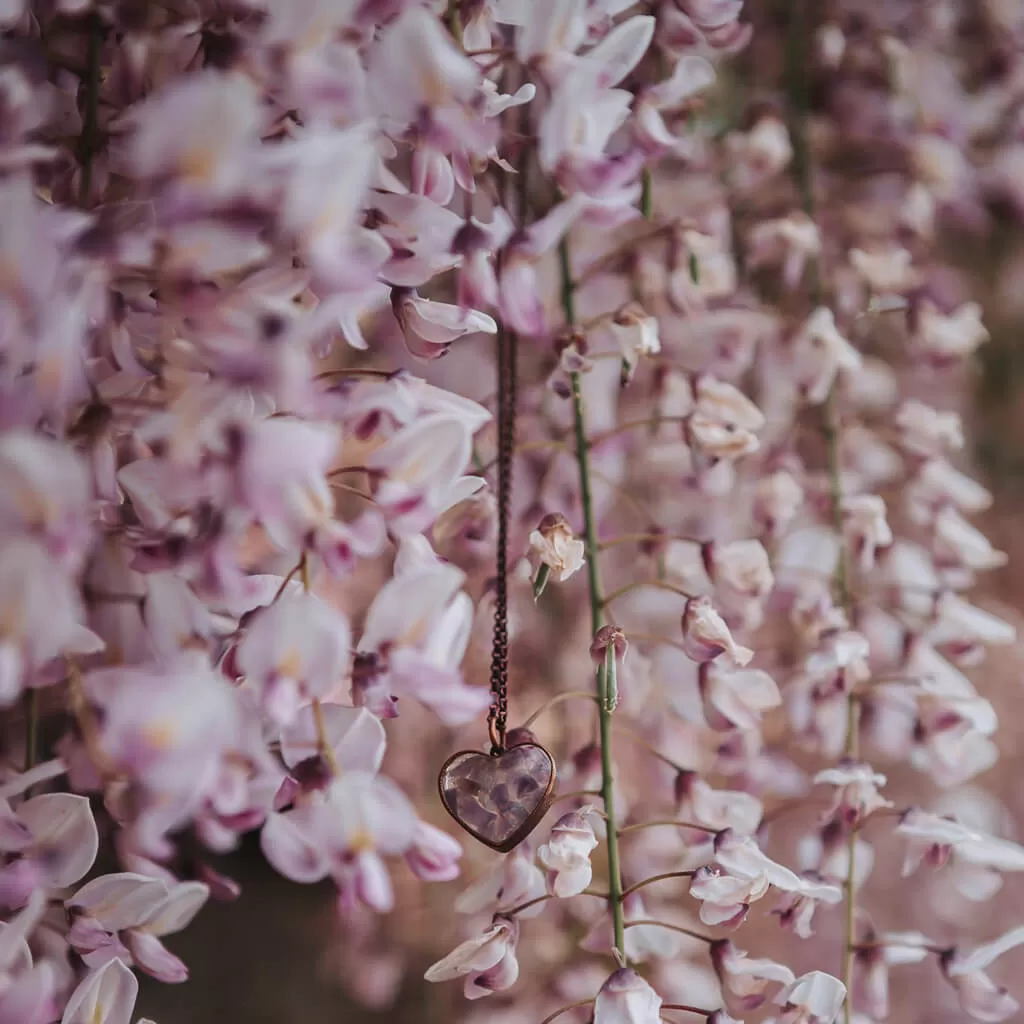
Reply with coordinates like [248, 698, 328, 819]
[437, 326, 557, 852]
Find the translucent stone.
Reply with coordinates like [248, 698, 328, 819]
[439, 743, 556, 851]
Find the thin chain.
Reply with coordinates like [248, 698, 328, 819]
[488, 326, 517, 755]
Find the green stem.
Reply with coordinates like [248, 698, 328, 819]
[785, 1, 856, 1019]
[562, 235, 627, 961]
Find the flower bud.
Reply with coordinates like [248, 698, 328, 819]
[711, 939, 795, 1012]
[405, 821, 463, 883]
[681, 596, 753, 666]
[538, 806, 599, 898]
[593, 968, 663, 1024]
[609, 303, 660, 383]
[529, 513, 585, 582]
[775, 971, 847, 1024]
[590, 625, 628, 664]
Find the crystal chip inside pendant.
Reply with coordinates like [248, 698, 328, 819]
[438, 743, 557, 853]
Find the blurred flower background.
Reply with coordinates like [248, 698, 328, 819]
[2, 1, 1024, 1023]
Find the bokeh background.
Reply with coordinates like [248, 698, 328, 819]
[130, 2, 1024, 1021]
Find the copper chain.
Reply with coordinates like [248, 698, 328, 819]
[488, 326, 517, 755]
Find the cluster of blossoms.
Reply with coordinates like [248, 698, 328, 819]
[0, 0, 1022, 1022]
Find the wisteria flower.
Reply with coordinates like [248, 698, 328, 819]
[354, 540, 491, 724]
[424, 918, 520, 1000]
[67, 873, 209, 983]
[0, 892, 57, 1023]
[914, 301, 990, 362]
[682, 596, 753, 666]
[711, 940, 796, 1012]
[0, 1, 1017, 1021]
[690, 864, 769, 928]
[609, 304, 662, 382]
[676, 774, 763, 835]
[774, 971, 847, 1024]
[699, 664, 781, 731]
[538, 806, 599, 897]
[896, 808, 1024, 879]
[234, 590, 351, 726]
[793, 307, 862, 403]
[942, 926, 1024, 1022]
[367, 414, 486, 535]
[261, 770, 417, 913]
[0, 793, 98, 906]
[405, 822, 463, 884]
[392, 291, 498, 361]
[813, 761, 893, 828]
[126, 69, 262, 194]
[853, 928, 932, 1020]
[455, 848, 546, 920]
[529, 513, 586, 582]
[771, 875, 845, 940]
[593, 968, 662, 1024]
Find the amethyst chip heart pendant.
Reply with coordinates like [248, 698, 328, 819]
[438, 743, 557, 853]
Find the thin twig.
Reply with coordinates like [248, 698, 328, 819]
[520, 690, 600, 730]
[618, 820, 717, 836]
[612, 724, 691, 773]
[539, 1000, 595, 1024]
[623, 919, 713, 944]
[589, 416, 691, 446]
[602, 579, 694, 607]
[502, 890, 607, 917]
[621, 631, 691, 654]
[328, 481, 376, 503]
[621, 870, 697, 899]
[573, 219, 682, 289]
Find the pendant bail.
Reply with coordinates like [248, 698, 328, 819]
[488, 715, 505, 756]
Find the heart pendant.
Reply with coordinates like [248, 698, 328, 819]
[438, 742, 557, 853]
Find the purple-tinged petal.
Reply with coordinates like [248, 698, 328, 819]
[138, 881, 209, 936]
[0, 888, 44, 972]
[405, 822, 463, 882]
[67, 874, 169, 932]
[0, 961, 57, 1024]
[261, 809, 330, 884]
[18, 793, 98, 888]
[281, 705, 386, 774]
[60, 958, 138, 1024]
[126, 931, 188, 984]
[581, 15, 655, 89]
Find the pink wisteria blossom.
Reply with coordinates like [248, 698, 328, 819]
[0, 1, 1019, 1022]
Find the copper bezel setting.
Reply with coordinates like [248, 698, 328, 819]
[437, 743, 558, 854]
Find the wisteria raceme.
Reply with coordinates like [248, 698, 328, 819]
[0, 0, 1021, 1022]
